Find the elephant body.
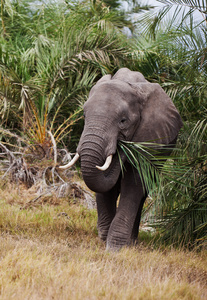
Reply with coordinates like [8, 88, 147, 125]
[63, 68, 183, 250]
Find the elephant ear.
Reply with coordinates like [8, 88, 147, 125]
[113, 68, 182, 144]
[131, 82, 183, 145]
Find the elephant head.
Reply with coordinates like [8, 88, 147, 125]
[60, 68, 183, 194]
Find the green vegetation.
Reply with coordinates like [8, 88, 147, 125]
[130, 0, 207, 248]
[0, 0, 206, 252]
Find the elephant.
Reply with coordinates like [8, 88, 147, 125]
[60, 68, 183, 251]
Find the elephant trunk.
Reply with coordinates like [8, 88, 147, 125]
[77, 132, 123, 193]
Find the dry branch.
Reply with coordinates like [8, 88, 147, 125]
[0, 142, 95, 209]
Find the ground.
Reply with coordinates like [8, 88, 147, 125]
[0, 183, 206, 300]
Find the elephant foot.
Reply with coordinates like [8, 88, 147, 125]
[106, 240, 129, 251]
[106, 234, 131, 251]
[106, 239, 138, 251]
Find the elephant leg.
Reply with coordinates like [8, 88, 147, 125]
[96, 179, 121, 241]
[130, 193, 147, 244]
[106, 163, 145, 250]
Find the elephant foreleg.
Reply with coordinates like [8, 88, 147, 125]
[106, 163, 145, 250]
[96, 180, 120, 241]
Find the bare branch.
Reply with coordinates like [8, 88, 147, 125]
[48, 130, 57, 165]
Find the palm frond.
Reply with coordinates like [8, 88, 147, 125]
[118, 140, 187, 195]
[154, 119, 207, 247]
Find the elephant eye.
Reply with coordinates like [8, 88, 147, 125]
[121, 118, 127, 124]
[119, 118, 127, 128]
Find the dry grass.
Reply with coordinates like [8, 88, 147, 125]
[0, 185, 207, 300]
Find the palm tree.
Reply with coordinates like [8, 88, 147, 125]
[0, 0, 130, 151]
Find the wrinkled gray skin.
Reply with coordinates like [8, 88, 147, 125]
[76, 68, 183, 251]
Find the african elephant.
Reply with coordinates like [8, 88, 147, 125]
[60, 68, 183, 250]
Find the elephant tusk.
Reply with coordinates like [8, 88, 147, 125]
[96, 155, 113, 171]
[59, 153, 80, 170]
